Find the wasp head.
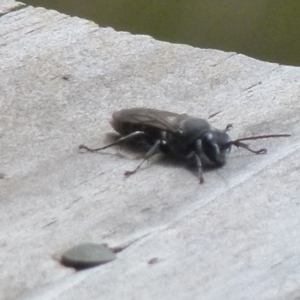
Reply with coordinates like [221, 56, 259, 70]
[201, 130, 232, 166]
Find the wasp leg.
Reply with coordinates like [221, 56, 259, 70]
[194, 154, 204, 184]
[232, 141, 267, 154]
[224, 124, 233, 132]
[188, 152, 204, 184]
[124, 139, 162, 177]
[79, 131, 146, 152]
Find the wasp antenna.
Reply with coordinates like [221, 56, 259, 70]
[224, 134, 291, 155]
[231, 134, 291, 143]
[230, 141, 267, 154]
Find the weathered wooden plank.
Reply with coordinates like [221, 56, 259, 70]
[1, 2, 300, 300]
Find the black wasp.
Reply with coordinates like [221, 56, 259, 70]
[79, 108, 290, 183]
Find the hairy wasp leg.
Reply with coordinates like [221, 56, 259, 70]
[233, 141, 267, 154]
[188, 152, 204, 184]
[79, 131, 146, 152]
[124, 139, 162, 177]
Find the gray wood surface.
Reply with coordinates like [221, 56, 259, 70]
[1, 2, 300, 300]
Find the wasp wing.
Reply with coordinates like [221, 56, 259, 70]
[111, 108, 187, 133]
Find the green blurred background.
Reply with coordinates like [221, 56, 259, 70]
[25, 0, 300, 66]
